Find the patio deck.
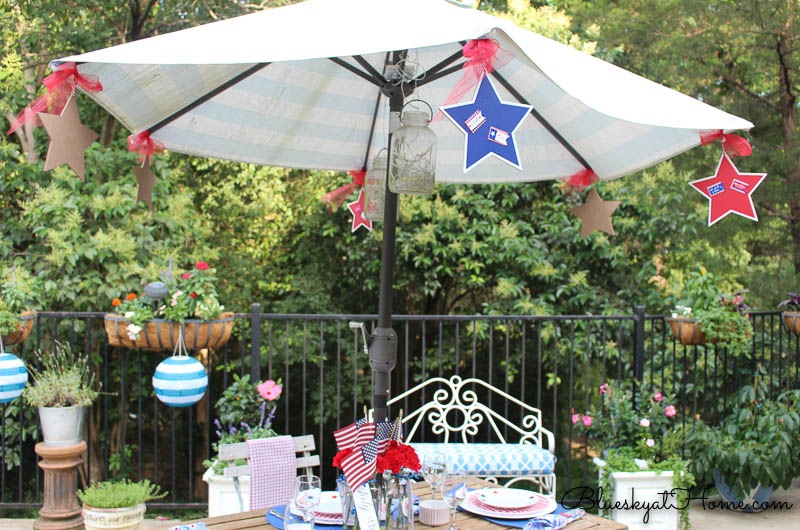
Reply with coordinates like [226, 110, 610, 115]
[1, 478, 797, 530]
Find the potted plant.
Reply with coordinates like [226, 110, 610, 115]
[78, 479, 167, 530]
[681, 370, 800, 512]
[666, 266, 752, 354]
[0, 274, 37, 348]
[23, 342, 98, 446]
[202, 374, 282, 516]
[575, 382, 695, 530]
[104, 260, 235, 351]
[778, 292, 800, 336]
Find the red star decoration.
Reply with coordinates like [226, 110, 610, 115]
[347, 188, 372, 232]
[689, 153, 767, 226]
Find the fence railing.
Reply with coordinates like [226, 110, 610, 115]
[0, 307, 796, 510]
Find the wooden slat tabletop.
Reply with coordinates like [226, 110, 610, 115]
[169, 477, 625, 530]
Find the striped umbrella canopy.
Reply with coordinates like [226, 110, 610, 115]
[56, 0, 752, 419]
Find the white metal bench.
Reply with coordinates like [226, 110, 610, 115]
[385, 375, 556, 497]
[217, 434, 320, 513]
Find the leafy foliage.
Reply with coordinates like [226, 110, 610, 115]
[680, 372, 800, 498]
[78, 479, 166, 509]
[23, 342, 98, 407]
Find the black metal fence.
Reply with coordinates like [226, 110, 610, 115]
[0, 307, 797, 511]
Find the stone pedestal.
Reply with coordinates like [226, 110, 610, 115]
[34, 441, 86, 530]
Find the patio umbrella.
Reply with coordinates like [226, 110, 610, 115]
[53, 0, 752, 421]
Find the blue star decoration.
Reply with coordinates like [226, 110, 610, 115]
[441, 73, 532, 172]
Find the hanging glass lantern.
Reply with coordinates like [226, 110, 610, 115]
[389, 101, 437, 195]
[364, 150, 388, 222]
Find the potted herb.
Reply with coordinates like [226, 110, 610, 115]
[575, 382, 694, 530]
[0, 274, 36, 348]
[23, 342, 98, 446]
[778, 292, 800, 336]
[666, 266, 752, 355]
[681, 371, 800, 512]
[79, 479, 167, 530]
[202, 374, 282, 516]
[104, 260, 234, 351]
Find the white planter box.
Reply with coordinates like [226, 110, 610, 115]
[203, 466, 250, 517]
[593, 458, 678, 530]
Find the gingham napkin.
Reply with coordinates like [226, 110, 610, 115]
[248, 435, 296, 510]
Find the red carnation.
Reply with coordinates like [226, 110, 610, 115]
[196, 261, 210, 270]
[190, 292, 197, 299]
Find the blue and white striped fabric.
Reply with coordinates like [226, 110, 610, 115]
[0, 353, 27, 403]
[152, 356, 208, 407]
[57, 0, 751, 184]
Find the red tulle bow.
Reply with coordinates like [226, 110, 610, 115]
[127, 131, 166, 163]
[7, 62, 103, 135]
[321, 169, 366, 211]
[699, 130, 752, 157]
[435, 38, 513, 119]
[562, 169, 599, 191]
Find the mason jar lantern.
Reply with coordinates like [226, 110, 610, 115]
[364, 149, 388, 222]
[389, 100, 437, 195]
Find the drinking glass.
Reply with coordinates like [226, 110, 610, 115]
[422, 453, 447, 500]
[440, 472, 467, 530]
[293, 474, 322, 525]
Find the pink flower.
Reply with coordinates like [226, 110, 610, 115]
[640, 418, 650, 427]
[196, 261, 210, 270]
[665, 405, 677, 417]
[258, 380, 282, 401]
[646, 439, 655, 447]
[582, 415, 592, 427]
[571, 413, 580, 425]
[653, 392, 663, 402]
[182, 272, 191, 279]
[599, 383, 610, 394]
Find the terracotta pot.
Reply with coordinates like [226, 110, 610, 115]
[783, 312, 800, 337]
[104, 312, 235, 351]
[666, 317, 707, 345]
[2, 311, 36, 347]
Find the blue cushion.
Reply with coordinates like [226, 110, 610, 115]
[411, 443, 556, 476]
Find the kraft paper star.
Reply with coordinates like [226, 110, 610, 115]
[347, 188, 372, 232]
[441, 73, 532, 172]
[133, 158, 157, 208]
[38, 96, 98, 180]
[570, 188, 621, 237]
[689, 153, 767, 226]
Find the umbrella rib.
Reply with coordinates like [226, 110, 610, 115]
[414, 63, 466, 88]
[353, 55, 387, 84]
[148, 62, 270, 134]
[490, 70, 593, 171]
[329, 57, 384, 88]
[419, 49, 464, 79]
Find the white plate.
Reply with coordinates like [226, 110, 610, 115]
[460, 491, 557, 520]
[290, 491, 345, 524]
[476, 488, 539, 510]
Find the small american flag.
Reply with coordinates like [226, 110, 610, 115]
[708, 182, 725, 196]
[336, 418, 399, 491]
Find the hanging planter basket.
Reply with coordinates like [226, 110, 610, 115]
[783, 312, 800, 337]
[103, 313, 235, 351]
[665, 317, 707, 346]
[2, 311, 36, 347]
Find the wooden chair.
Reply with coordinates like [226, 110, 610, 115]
[381, 375, 557, 497]
[218, 434, 320, 513]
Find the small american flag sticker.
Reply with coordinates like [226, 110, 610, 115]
[731, 179, 750, 193]
[708, 182, 725, 196]
[488, 126, 510, 146]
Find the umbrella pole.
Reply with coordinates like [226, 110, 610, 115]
[369, 84, 404, 422]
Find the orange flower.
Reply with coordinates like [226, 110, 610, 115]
[112, 298, 121, 307]
[126, 293, 137, 301]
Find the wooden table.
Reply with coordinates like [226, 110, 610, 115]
[170, 477, 626, 530]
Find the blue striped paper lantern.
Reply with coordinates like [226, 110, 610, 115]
[152, 356, 208, 407]
[0, 353, 27, 403]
